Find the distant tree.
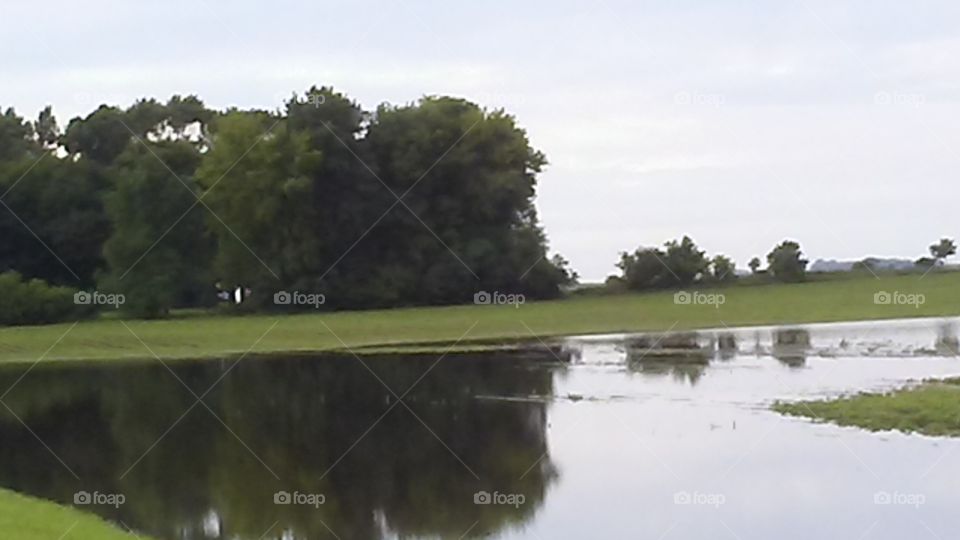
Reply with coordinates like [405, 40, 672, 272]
[929, 238, 956, 264]
[617, 248, 669, 290]
[915, 256, 937, 269]
[0, 107, 37, 161]
[748, 257, 761, 274]
[711, 255, 736, 282]
[33, 106, 59, 148]
[766, 240, 808, 282]
[661, 236, 709, 285]
[63, 105, 133, 165]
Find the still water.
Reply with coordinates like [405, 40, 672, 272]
[1, 317, 959, 539]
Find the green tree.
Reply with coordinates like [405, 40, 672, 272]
[748, 257, 761, 274]
[766, 240, 808, 282]
[929, 238, 956, 264]
[617, 248, 669, 290]
[711, 255, 736, 281]
[661, 236, 708, 285]
[33, 106, 59, 149]
[365, 96, 564, 304]
[99, 141, 212, 317]
[196, 110, 304, 306]
[63, 105, 132, 165]
[0, 107, 37, 161]
[0, 155, 110, 286]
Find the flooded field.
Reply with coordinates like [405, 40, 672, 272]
[1, 317, 958, 539]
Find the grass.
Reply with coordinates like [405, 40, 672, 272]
[0, 271, 958, 366]
[773, 378, 960, 437]
[0, 488, 146, 539]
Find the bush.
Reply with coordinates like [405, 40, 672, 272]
[0, 271, 96, 326]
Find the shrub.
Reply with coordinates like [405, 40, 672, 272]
[0, 271, 96, 326]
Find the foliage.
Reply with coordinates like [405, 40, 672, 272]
[766, 240, 808, 282]
[748, 257, 761, 274]
[3, 90, 572, 319]
[617, 236, 709, 291]
[98, 142, 212, 318]
[929, 237, 956, 262]
[0, 154, 110, 287]
[0, 271, 95, 326]
[711, 255, 736, 281]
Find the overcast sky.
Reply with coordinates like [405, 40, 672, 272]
[3, 0, 958, 280]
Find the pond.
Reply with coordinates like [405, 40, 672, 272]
[1, 317, 959, 539]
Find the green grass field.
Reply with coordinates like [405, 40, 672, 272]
[774, 378, 960, 437]
[0, 488, 147, 539]
[1, 271, 958, 365]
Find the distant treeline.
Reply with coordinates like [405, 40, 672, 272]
[609, 236, 956, 293]
[0, 89, 576, 321]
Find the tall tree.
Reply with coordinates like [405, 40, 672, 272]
[98, 141, 212, 317]
[366, 96, 563, 304]
[33, 106, 59, 149]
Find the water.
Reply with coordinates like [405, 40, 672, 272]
[1, 317, 959, 539]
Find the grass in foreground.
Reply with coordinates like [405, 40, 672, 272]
[0, 271, 958, 365]
[0, 488, 146, 539]
[774, 378, 960, 437]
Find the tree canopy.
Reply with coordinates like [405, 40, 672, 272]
[0, 90, 574, 321]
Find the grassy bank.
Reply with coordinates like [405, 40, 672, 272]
[0, 488, 146, 539]
[774, 378, 960, 437]
[0, 271, 958, 365]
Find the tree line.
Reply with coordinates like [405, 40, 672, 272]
[0, 89, 575, 321]
[611, 236, 956, 293]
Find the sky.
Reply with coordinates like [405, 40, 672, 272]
[3, 0, 959, 281]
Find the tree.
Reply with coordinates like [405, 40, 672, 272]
[661, 236, 708, 285]
[33, 106, 59, 148]
[0, 107, 37, 161]
[711, 255, 736, 282]
[748, 257, 761, 274]
[197, 109, 309, 306]
[766, 240, 808, 282]
[929, 238, 956, 264]
[98, 141, 212, 317]
[63, 105, 133, 165]
[617, 248, 669, 290]
[0, 155, 110, 287]
[365, 96, 565, 304]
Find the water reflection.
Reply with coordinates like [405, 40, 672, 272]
[0, 352, 565, 539]
[772, 328, 811, 368]
[625, 332, 711, 385]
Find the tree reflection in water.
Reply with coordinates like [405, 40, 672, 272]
[0, 351, 566, 539]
